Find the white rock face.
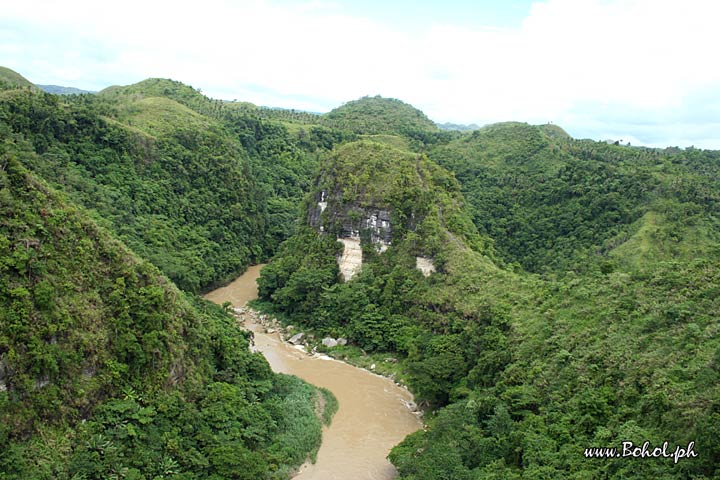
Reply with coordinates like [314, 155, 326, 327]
[339, 237, 363, 281]
[416, 257, 436, 277]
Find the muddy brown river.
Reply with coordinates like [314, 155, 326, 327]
[205, 265, 422, 480]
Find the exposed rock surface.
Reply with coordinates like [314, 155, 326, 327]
[322, 337, 339, 348]
[416, 257, 436, 277]
[339, 237, 363, 281]
[308, 190, 393, 245]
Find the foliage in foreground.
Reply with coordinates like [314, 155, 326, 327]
[0, 146, 334, 479]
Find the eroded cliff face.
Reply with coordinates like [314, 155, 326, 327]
[308, 189, 393, 280]
[308, 190, 392, 243]
[307, 189, 438, 280]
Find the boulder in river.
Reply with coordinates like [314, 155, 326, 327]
[322, 337, 338, 348]
[288, 332, 305, 345]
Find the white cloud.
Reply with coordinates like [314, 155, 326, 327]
[3, 0, 720, 147]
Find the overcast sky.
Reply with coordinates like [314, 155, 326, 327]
[3, 0, 720, 148]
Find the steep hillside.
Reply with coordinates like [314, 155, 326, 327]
[428, 122, 716, 275]
[0, 82, 269, 292]
[0, 71, 357, 292]
[0, 143, 333, 479]
[258, 139, 503, 391]
[99, 77, 351, 257]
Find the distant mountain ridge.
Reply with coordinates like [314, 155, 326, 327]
[37, 84, 95, 95]
[436, 121, 480, 131]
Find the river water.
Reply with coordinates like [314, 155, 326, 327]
[205, 265, 422, 480]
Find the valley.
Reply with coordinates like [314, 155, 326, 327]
[1, 65, 718, 479]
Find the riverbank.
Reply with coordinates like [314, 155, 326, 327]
[205, 266, 422, 480]
[232, 304, 422, 415]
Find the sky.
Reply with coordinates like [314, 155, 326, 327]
[2, 0, 720, 148]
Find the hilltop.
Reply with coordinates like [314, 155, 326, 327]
[323, 95, 439, 137]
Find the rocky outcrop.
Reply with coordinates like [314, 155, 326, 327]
[0, 357, 7, 392]
[308, 190, 393, 246]
[322, 337, 339, 348]
[288, 332, 305, 345]
[308, 189, 395, 281]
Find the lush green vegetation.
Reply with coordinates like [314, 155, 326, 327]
[258, 133, 720, 478]
[2, 65, 719, 479]
[428, 122, 720, 276]
[0, 139, 334, 479]
[0, 76, 349, 292]
[323, 96, 439, 145]
[0, 85, 267, 292]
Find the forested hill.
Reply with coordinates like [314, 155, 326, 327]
[258, 131, 720, 477]
[0, 74, 347, 292]
[429, 121, 720, 276]
[0, 144, 333, 478]
[323, 95, 439, 138]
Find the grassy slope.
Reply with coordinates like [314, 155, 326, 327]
[0, 67, 39, 91]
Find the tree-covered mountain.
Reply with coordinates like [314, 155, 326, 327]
[323, 96, 439, 140]
[429, 121, 720, 276]
[0, 74, 348, 292]
[0, 140, 334, 479]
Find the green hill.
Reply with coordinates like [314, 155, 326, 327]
[0, 66, 39, 91]
[99, 77, 350, 260]
[323, 96, 438, 138]
[429, 122, 677, 274]
[99, 78, 225, 119]
[0, 84, 270, 292]
[0, 146, 334, 479]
